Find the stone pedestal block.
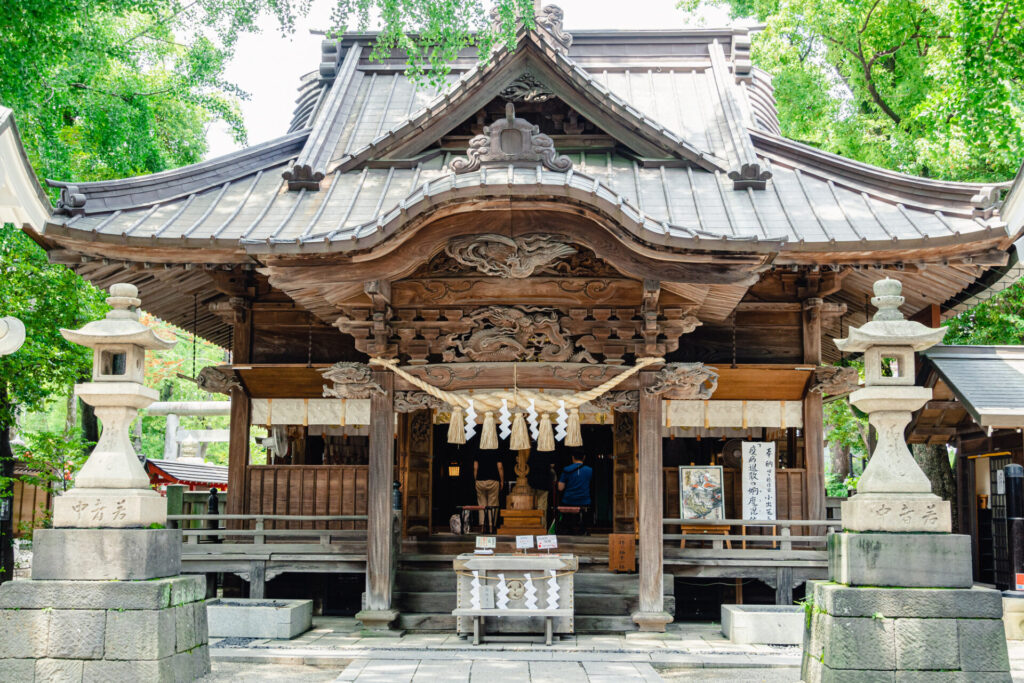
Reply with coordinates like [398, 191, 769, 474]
[0, 575, 209, 683]
[801, 580, 1010, 683]
[32, 528, 181, 580]
[842, 493, 952, 533]
[53, 488, 167, 529]
[828, 532, 972, 588]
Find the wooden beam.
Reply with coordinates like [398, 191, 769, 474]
[365, 370, 396, 612]
[802, 298, 825, 523]
[632, 371, 671, 631]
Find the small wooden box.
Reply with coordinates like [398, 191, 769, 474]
[608, 533, 636, 572]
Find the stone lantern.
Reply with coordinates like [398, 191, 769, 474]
[833, 277, 949, 532]
[801, 277, 1009, 682]
[54, 282, 175, 528]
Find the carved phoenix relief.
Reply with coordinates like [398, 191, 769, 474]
[442, 305, 595, 363]
[444, 234, 577, 279]
[320, 362, 384, 398]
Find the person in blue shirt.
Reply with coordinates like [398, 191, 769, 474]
[558, 452, 593, 534]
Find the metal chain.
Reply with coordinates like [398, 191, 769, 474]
[306, 312, 314, 367]
[731, 315, 737, 369]
[192, 293, 198, 378]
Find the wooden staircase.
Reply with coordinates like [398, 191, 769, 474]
[394, 564, 675, 633]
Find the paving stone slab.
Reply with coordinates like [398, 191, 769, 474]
[895, 672, 1012, 682]
[47, 609, 106, 660]
[811, 581, 1003, 619]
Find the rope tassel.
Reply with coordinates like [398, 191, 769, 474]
[510, 412, 530, 451]
[480, 411, 498, 450]
[448, 405, 466, 445]
[537, 413, 555, 452]
[565, 408, 582, 447]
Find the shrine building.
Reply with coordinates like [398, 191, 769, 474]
[8, 6, 1024, 631]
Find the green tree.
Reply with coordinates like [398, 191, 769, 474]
[943, 281, 1024, 345]
[679, 0, 1024, 183]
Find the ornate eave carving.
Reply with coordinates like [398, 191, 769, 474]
[442, 305, 595, 363]
[590, 390, 639, 413]
[194, 366, 241, 395]
[394, 391, 446, 413]
[646, 363, 719, 399]
[444, 234, 577, 279]
[809, 365, 860, 395]
[451, 103, 572, 174]
[320, 362, 384, 398]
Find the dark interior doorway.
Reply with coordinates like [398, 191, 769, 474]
[430, 423, 615, 534]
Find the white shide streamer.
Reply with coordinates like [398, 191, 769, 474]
[498, 398, 512, 441]
[546, 570, 560, 610]
[470, 570, 481, 609]
[496, 573, 510, 610]
[527, 398, 539, 440]
[555, 399, 568, 442]
[464, 398, 477, 442]
[523, 573, 538, 610]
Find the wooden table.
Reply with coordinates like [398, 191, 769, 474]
[678, 523, 732, 549]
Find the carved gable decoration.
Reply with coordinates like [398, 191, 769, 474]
[451, 103, 572, 174]
[445, 234, 577, 279]
[194, 367, 241, 395]
[442, 305, 595, 363]
[320, 362, 384, 398]
[646, 363, 719, 399]
[500, 72, 554, 103]
[394, 391, 446, 413]
[809, 365, 860, 395]
[534, 4, 573, 54]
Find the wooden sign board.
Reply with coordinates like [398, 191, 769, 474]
[742, 442, 777, 521]
[608, 533, 636, 573]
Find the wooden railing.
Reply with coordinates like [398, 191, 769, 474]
[662, 518, 841, 551]
[167, 513, 368, 545]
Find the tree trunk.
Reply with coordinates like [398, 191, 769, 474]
[829, 441, 851, 482]
[64, 386, 77, 435]
[1, 384, 14, 584]
[80, 397, 98, 454]
[912, 443, 958, 530]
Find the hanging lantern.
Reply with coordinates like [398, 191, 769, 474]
[448, 460, 461, 478]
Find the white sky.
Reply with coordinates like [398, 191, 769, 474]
[205, 0, 732, 158]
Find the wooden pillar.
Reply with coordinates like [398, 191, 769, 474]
[226, 304, 252, 518]
[358, 370, 398, 630]
[632, 371, 672, 632]
[802, 298, 825, 523]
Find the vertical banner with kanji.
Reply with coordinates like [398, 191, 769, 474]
[742, 442, 776, 521]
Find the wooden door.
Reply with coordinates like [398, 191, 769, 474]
[399, 409, 433, 536]
[612, 411, 638, 533]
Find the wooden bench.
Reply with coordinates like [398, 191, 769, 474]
[452, 608, 573, 645]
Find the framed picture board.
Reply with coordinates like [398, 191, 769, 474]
[678, 465, 725, 521]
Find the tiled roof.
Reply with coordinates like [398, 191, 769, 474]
[924, 345, 1024, 428]
[146, 458, 229, 486]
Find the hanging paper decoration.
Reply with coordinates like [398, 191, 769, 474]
[470, 570, 482, 609]
[498, 399, 512, 440]
[496, 573, 510, 610]
[523, 573, 538, 610]
[527, 398, 540, 441]
[554, 400, 568, 442]
[464, 399, 477, 442]
[546, 570, 560, 610]
[369, 356, 663, 450]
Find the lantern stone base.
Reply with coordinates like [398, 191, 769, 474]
[828, 532, 972, 589]
[0, 574, 209, 682]
[841, 493, 952, 533]
[32, 528, 181, 581]
[801, 580, 1009, 682]
[53, 488, 167, 529]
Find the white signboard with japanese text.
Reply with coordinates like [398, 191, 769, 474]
[742, 442, 776, 521]
[536, 535, 558, 550]
[516, 535, 535, 550]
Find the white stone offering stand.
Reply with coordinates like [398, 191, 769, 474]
[0, 284, 211, 682]
[801, 278, 1010, 682]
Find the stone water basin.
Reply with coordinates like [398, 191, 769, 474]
[206, 598, 313, 639]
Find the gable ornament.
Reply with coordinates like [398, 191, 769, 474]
[534, 4, 573, 54]
[645, 363, 719, 399]
[500, 72, 555, 103]
[320, 362, 384, 398]
[451, 103, 572, 174]
[444, 233, 577, 279]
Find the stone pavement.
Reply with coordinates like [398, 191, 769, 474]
[202, 616, 1024, 682]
